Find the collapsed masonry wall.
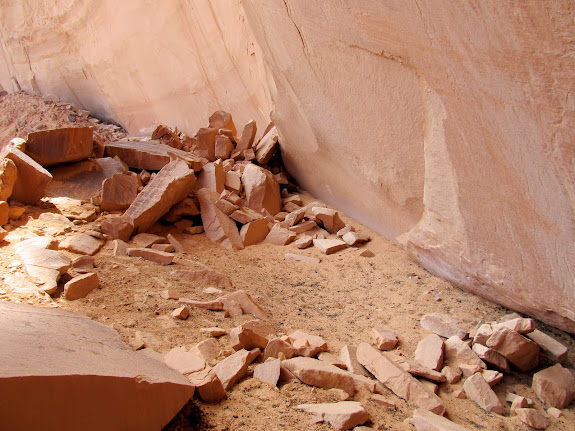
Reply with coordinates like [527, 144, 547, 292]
[0, 1, 574, 332]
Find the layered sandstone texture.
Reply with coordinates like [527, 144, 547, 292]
[243, 1, 575, 332]
[0, 0, 271, 137]
[1, 1, 574, 332]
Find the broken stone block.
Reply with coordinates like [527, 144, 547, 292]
[2, 147, 52, 204]
[318, 352, 347, 370]
[415, 334, 444, 371]
[473, 323, 494, 346]
[178, 299, 224, 311]
[493, 317, 535, 334]
[224, 170, 242, 193]
[100, 173, 139, 212]
[209, 111, 237, 136]
[8, 205, 25, 220]
[486, 327, 540, 371]
[444, 336, 486, 376]
[285, 253, 320, 264]
[481, 369, 504, 387]
[125, 159, 196, 234]
[197, 188, 244, 251]
[420, 313, 468, 340]
[171, 306, 189, 320]
[217, 290, 267, 320]
[313, 238, 348, 255]
[472, 343, 510, 372]
[340, 345, 371, 377]
[526, 329, 569, 364]
[264, 338, 296, 361]
[282, 357, 356, 396]
[264, 224, 297, 245]
[295, 235, 313, 249]
[242, 164, 281, 215]
[214, 136, 233, 160]
[463, 372, 505, 414]
[295, 402, 369, 431]
[64, 272, 99, 300]
[255, 126, 279, 165]
[195, 160, 225, 194]
[187, 366, 227, 403]
[60, 233, 104, 256]
[171, 268, 232, 288]
[386, 354, 446, 383]
[547, 407, 563, 418]
[0, 201, 8, 225]
[215, 198, 239, 215]
[162, 197, 200, 223]
[0, 158, 17, 201]
[342, 231, 370, 246]
[104, 140, 204, 171]
[442, 365, 462, 384]
[190, 338, 221, 363]
[532, 364, 575, 408]
[25, 127, 93, 167]
[131, 233, 166, 248]
[100, 215, 134, 242]
[166, 234, 185, 253]
[515, 408, 550, 429]
[356, 343, 444, 414]
[240, 218, 269, 246]
[189, 127, 218, 160]
[213, 348, 260, 391]
[254, 358, 281, 387]
[71, 255, 95, 273]
[112, 239, 129, 256]
[127, 248, 174, 265]
[0, 302, 194, 430]
[412, 409, 473, 431]
[183, 225, 204, 235]
[511, 396, 529, 413]
[152, 243, 174, 253]
[200, 327, 228, 338]
[289, 220, 317, 234]
[235, 120, 257, 153]
[230, 206, 263, 224]
[288, 330, 328, 357]
[164, 346, 206, 375]
[16, 246, 71, 294]
[373, 328, 399, 350]
[229, 320, 275, 351]
[311, 207, 345, 233]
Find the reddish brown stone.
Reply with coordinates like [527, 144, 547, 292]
[229, 320, 275, 351]
[412, 409, 472, 431]
[100, 173, 139, 212]
[64, 273, 99, 300]
[263, 338, 296, 361]
[197, 188, 244, 251]
[171, 306, 189, 320]
[471, 343, 510, 372]
[295, 235, 313, 249]
[213, 348, 260, 390]
[253, 358, 281, 387]
[26, 127, 93, 167]
[515, 408, 550, 429]
[526, 330, 569, 364]
[236, 120, 257, 152]
[373, 328, 399, 350]
[463, 372, 504, 414]
[187, 367, 227, 403]
[532, 364, 575, 408]
[254, 126, 278, 164]
[224, 170, 242, 193]
[2, 147, 52, 204]
[166, 234, 185, 253]
[217, 290, 267, 319]
[415, 334, 444, 371]
[230, 207, 263, 224]
[295, 401, 369, 430]
[444, 336, 486, 376]
[282, 357, 356, 396]
[209, 111, 237, 136]
[170, 268, 232, 288]
[486, 327, 540, 371]
[288, 330, 327, 357]
[101, 215, 134, 242]
[60, 233, 104, 256]
[195, 160, 225, 194]
[214, 135, 233, 160]
[420, 313, 468, 340]
[240, 219, 269, 246]
[190, 339, 221, 362]
[265, 224, 297, 245]
[0, 158, 17, 201]
[313, 238, 347, 255]
[340, 345, 371, 378]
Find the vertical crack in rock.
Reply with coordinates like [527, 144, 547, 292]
[282, 0, 306, 50]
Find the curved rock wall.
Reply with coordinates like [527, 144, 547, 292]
[0, 0, 272, 136]
[243, 0, 575, 332]
[1, 0, 574, 332]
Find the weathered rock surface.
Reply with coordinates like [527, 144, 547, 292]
[282, 357, 356, 396]
[532, 364, 575, 408]
[421, 313, 468, 340]
[412, 408, 473, 431]
[0, 302, 194, 431]
[295, 401, 369, 431]
[100, 173, 139, 212]
[125, 159, 196, 233]
[2, 147, 52, 204]
[198, 188, 244, 251]
[213, 348, 260, 390]
[463, 372, 504, 414]
[60, 233, 104, 256]
[486, 327, 540, 371]
[25, 127, 93, 167]
[64, 272, 99, 300]
[16, 245, 71, 294]
[415, 334, 444, 371]
[253, 358, 281, 387]
[242, 163, 281, 215]
[0, 157, 17, 201]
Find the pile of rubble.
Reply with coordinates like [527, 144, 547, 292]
[161, 307, 573, 430]
[0, 110, 371, 298]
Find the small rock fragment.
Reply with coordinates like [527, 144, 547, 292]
[282, 357, 356, 396]
[412, 409, 473, 431]
[318, 352, 347, 370]
[60, 233, 104, 256]
[444, 336, 486, 376]
[229, 320, 275, 350]
[171, 306, 189, 320]
[254, 358, 281, 387]
[342, 231, 370, 246]
[515, 408, 550, 429]
[373, 328, 399, 350]
[64, 273, 99, 300]
[127, 247, 174, 265]
[313, 238, 347, 255]
[463, 372, 505, 414]
[526, 329, 569, 364]
[359, 249, 375, 258]
[288, 330, 328, 357]
[340, 345, 371, 377]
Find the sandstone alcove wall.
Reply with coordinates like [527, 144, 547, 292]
[1, 0, 574, 333]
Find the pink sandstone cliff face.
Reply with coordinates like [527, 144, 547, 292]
[242, 0, 575, 332]
[0, 0, 272, 136]
[1, 1, 574, 333]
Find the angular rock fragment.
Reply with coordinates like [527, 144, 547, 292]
[195, 160, 225, 194]
[312, 207, 345, 234]
[213, 348, 260, 390]
[214, 135, 233, 160]
[373, 328, 399, 350]
[295, 401, 369, 431]
[200, 327, 228, 338]
[288, 330, 327, 357]
[515, 408, 550, 429]
[472, 343, 510, 372]
[127, 248, 174, 265]
[64, 272, 99, 300]
[264, 224, 297, 245]
[342, 231, 370, 246]
[526, 329, 569, 364]
[178, 299, 224, 311]
[359, 249, 375, 257]
[295, 235, 313, 249]
[171, 306, 189, 320]
[420, 313, 468, 340]
[254, 358, 281, 387]
[415, 334, 444, 371]
[493, 317, 535, 334]
[463, 372, 505, 414]
[547, 407, 563, 418]
[532, 364, 575, 408]
[318, 352, 347, 370]
[131, 233, 166, 248]
[112, 239, 129, 256]
[282, 357, 356, 396]
[313, 238, 347, 255]
[166, 234, 185, 253]
[197, 188, 244, 251]
[340, 345, 371, 377]
[473, 323, 494, 346]
[442, 365, 462, 384]
[444, 336, 486, 376]
[125, 159, 196, 234]
[209, 111, 237, 136]
[486, 327, 540, 371]
[510, 396, 529, 413]
[100, 215, 134, 241]
[224, 170, 242, 193]
[2, 147, 52, 204]
[289, 220, 317, 234]
[164, 347, 206, 375]
[151, 243, 174, 253]
[356, 343, 445, 414]
[235, 120, 257, 153]
[412, 409, 473, 431]
[0, 302, 194, 430]
[71, 255, 95, 273]
[481, 369, 504, 387]
[229, 320, 275, 351]
[264, 338, 296, 361]
[190, 338, 221, 362]
[387, 354, 446, 383]
[230, 206, 263, 224]
[0, 158, 17, 201]
[16, 246, 71, 294]
[218, 290, 267, 319]
[242, 164, 281, 215]
[26, 127, 93, 167]
[100, 173, 139, 212]
[254, 126, 278, 165]
[240, 218, 269, 246]
[60, 233, 104, 256]
[187, 366, 227, 403]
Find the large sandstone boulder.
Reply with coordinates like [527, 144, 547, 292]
[242, 1, 575, 332]
[0, 302, 194, 431]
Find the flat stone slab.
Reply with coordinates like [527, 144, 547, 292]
[26, 127, 93, 167]
[295, 401, 369, 430]
[0, 302, 194, 431]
